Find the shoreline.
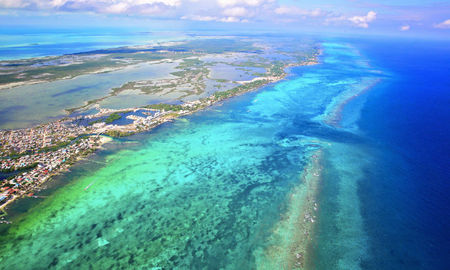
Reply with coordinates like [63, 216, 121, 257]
[0, 58, 319, 215]
[0, 135, 110, 213]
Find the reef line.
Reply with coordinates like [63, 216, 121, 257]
[256, 150, 323, 270]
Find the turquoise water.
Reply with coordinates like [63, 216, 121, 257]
[0, 42, 383, 269]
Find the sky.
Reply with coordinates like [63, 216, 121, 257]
[0, 0, 449, 37]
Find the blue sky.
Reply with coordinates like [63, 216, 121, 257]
[0, 0, 449, 37]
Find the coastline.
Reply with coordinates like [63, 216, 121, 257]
[0, 57, 319, 216]
[0, 135, 112, 213]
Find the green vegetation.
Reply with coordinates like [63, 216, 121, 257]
[1, 138, 77, 157]
[145, 103, 184, 111]
[113, 53, 166, 62]
[213, 79, 269, 100]
[0, 57, 121, 86]
[215, 79, 229, 83]
[171, 69, 202, 77]
[88, 112, 122, 126]
[171, 58, 208, 78]
[0, 162, 39, 173]
[0, 38, 315, 91]
[0, 46, 190, 87]
[1, 150, 30, 159]
[230, 61, 268, 68]
[1, 135, 79, 158]
[162, 112, 181, 119]
[111, 82, 134, 95]
[67, 56, 210, 113]
[176, 58, 203, 69]
[39, 139, 74, 153]
[166, 39, 259, 54]
[269, 62, 285, 76]
[105, 113, 122, 124]
[105, 130, 134, 137]
[88, 118, 104, 126]
[252, 72, 267, 77]
[66, 97, 105, 113]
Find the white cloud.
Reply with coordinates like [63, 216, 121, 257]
[434, 19, 450, 29]
[181, 15, 218, 21]
[348, 11, 376, 28]
[181, 0, 274, 23]
[274, 6, 324, 17]
[0, 0, 382, 29]
[50, 0, 66, 8]
[0, 0, 28, 8]
[217, 0, 268, 8]
[223, 7, 248, 17]
[0, 0, 181, 14]
[400, 25, 410, 31]
[133, 0, 180, 6]
[140, 6, 165, 15]
[103, 3, 129, 14]
[219, 16, 240, 22]
[182, 14, 247, 23]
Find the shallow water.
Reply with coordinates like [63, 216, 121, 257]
[209, 63, 264, 81]
[0, 62, 177, 129]
[0, 40, 386, 269]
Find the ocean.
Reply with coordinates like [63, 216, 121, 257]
[310, 37, 450, 270]
[0, 35, 449, 269]
[347, 37, 450, 269]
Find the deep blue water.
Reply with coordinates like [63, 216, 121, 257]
[353, 38, 450, 269]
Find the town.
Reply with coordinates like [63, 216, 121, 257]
[1, 97, 231, 211]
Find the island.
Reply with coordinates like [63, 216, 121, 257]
[0, 37, 320, 215]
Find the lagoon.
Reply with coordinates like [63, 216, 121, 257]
[0, 61, 177, 129]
